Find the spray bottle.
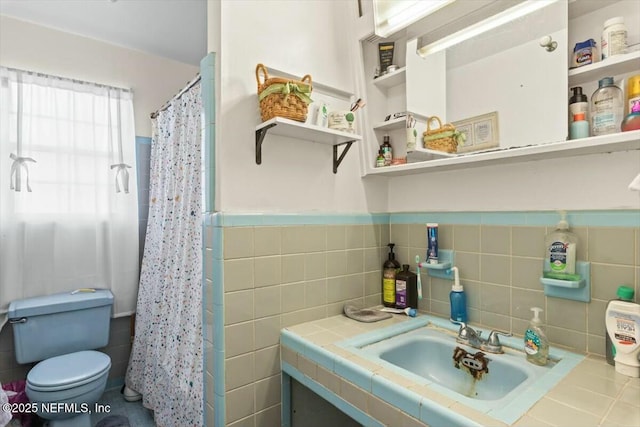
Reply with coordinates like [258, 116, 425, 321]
[449, 267, 467, 323]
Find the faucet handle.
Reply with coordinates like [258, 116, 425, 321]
[487, 330, 512, 346]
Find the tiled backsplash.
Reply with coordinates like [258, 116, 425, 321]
[205, 212, 638, 427]
[204, 221, 388, 427]
[390, 223, 640, 356]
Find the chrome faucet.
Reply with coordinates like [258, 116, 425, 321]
[455, 322, 512, 354]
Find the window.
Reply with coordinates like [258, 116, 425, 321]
[0, 67, 139, 318]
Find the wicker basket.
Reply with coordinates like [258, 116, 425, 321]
[256, 64, 312, 122]
[422, 116, 462, 153]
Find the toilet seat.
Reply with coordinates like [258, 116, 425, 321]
[27, 350, 111, 392]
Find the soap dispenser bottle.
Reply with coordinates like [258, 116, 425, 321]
[524, 307, 549, 366]
[382, 243, 401, 307]
[543, 211, 578, 281]
[449, 267, 467, 323]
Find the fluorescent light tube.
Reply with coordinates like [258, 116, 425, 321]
[378, 0, 453, 38]
[417, 0, 556, 57]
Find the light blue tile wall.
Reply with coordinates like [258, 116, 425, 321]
[200, 52, 218, 427]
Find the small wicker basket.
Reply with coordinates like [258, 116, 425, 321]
[423, 116, 462, 153]
[256, 64, 312, 122]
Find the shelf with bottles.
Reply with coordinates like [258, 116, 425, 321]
[569, 50, 640, 87]
[365, 130, 640, 176]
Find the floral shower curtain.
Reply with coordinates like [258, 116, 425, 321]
[125, 79, 203, 427]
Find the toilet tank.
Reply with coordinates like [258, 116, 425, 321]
[8, 289, 114, 364]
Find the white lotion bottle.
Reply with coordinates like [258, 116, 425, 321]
[606, 299, 640, 377]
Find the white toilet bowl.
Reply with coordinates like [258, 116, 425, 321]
[26, 350, 111, 427]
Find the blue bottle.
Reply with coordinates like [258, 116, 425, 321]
[449, 267, 467, 323]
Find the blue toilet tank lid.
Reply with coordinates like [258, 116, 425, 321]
[8, 289, 113, 318]
[28, 350, 111, 390]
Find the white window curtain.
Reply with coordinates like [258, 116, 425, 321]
[0, 67, 139, 321]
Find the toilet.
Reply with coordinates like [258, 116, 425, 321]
[8, 289, 114, 427]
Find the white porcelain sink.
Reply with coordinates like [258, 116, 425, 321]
[364, 326, 547, 401]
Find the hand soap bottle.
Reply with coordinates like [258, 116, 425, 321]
[524, 307, 549, 366]
[543, 211, 578, 281]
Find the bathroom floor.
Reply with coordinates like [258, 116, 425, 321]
[90, 387, 156, 427]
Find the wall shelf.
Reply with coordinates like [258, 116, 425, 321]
[372, 67, 406, 89]
[372, 116, 407, 131]
[364, 130, 640, 177]
[417, 249, 455, 280]
[568, 51, 640, 87]
[255, 117, 362, 174]
[540, 261, 591, 303]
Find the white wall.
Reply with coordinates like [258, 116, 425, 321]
[214, 0, 387, 213]
[0, 15, 200, 137]
[387, 150, 640, 211]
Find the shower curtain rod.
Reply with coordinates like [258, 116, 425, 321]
[150, 73, 201, 119]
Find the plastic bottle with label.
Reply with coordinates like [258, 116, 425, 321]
[449, 267, 467, 323]
[601, 17, 627, 60]
[395, 264, 418, 309]
[543, 211, 578, 281]
[382, 243, 400, 307]
[626, 75, 640, 115]
[524, 307, 549, 366]
[375, 149, 385, 167]
[570, 112, 589, 139]
[569, 86, 589, 135]
[381, 135, 392, 166]
[605, 285, 635, 365]
[591, 77, 623, 136]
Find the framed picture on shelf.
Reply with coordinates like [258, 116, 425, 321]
[453, 112, 499, 153]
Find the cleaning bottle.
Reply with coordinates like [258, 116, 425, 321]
[524, 307, 549, 366]
[543, 211, 579, 281]
[606, 294, 640, 377]
[449, 267, 467, 323]
[382, 243, 400, 307]
[606, 285, 635, 365]
[395, 264, 417, 309]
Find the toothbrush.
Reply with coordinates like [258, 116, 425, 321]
[415, 255, 423, 300]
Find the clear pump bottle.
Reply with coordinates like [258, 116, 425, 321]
[543, 211, 578, 281]
[524, 307, 549, 366]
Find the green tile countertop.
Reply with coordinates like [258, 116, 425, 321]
[280, 312, 640, 427]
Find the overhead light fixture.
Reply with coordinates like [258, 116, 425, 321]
[376, 0, 454, 38]
[417, 0, 556, 57]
